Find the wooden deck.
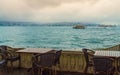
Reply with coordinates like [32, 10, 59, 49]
[0, 68, 93, 75]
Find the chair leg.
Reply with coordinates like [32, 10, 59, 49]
[54, 66, 57, 75]
[31, 67, 35, 75]
[40, 68, 43, 75]
[52, 67, 55, 75]
[50, 69, 52, 75]
[54, 68, 56, 75]
[37, 68, 43, 75]
[10, 61, 13, 71]
[19, 59, 21, 68]
[38, 68, 40, 75]
[58, 64, 62, 75]
[84, 65, 88, 75]
[93, 70, 96, 75]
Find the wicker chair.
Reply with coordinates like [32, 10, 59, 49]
[0, 45, 20, 69]
[54, 50, 62, 75]
[28, 50, 62, 75]
[82, 48, 95, 75]
[93, 56, 115, 75]
[54, 50, 62, 65]
[118, 57, 120, 73]
[32, 53, 56, 75]
[0, 53, 7, 72]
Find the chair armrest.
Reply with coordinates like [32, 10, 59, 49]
[4, 50, 15, 59]
[32, 53, 45, 64]
[33, 53, 55, 58]
[0, 53, 7, 59]
[87, 53, 94, 57]
[87, 49, 95, 54]
[32, 53, 55, 64]
[109, 58, 114, 61]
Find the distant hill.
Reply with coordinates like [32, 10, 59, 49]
[0, 21, 41, 26]
[0, 21, 118, 27]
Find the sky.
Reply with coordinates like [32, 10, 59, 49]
[0, 0, 120, 24]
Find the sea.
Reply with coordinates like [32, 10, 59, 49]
[0, 25, 120, 50]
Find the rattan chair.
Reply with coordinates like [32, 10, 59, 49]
[32, 53, 56, 75]
[118, 57, 120, 73]
[0, 45, 20, 69]
[28, 50, 62, 75]
[82, 48, 95, 75]
[54, 50, 62, 65]
[54, 50, 62, 75]
[0, 53, 7, 72]
[93, 56, 115, 75]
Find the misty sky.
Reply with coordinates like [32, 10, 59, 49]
[0, 0, 120, 24]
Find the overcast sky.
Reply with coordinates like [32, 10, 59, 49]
[0, 0, 120, 24]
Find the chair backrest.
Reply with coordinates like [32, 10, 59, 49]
[82, 48, 94, 64]
[82, 48, 89, 63]
[0, 45, 18, 57]
[118, 57, 120, 72]
[0, 45, 7, 50]
[0, 45, 8, 55]
[93, 56, 113, 72]
[0, 53, 7, 68]
[33, 53, 55, 67]
[54, 50, 62, 65]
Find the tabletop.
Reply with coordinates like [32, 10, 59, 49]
[16, 48, 54, 54]
[94, 50, 120, 57]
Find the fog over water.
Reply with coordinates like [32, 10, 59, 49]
[0, 0, 120, 24]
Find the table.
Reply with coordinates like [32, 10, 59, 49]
[16, 48, 54, 54]
[94, 50, 120, 57]
[94, 50, 120, 75]
[16, 48, 54, 68]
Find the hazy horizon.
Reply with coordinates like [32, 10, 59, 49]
[0, 0, 120, 24]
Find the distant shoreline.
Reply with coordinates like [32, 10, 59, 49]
[0, 21, 119, 26]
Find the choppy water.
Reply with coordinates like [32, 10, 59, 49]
[0, 25, 120, 50]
